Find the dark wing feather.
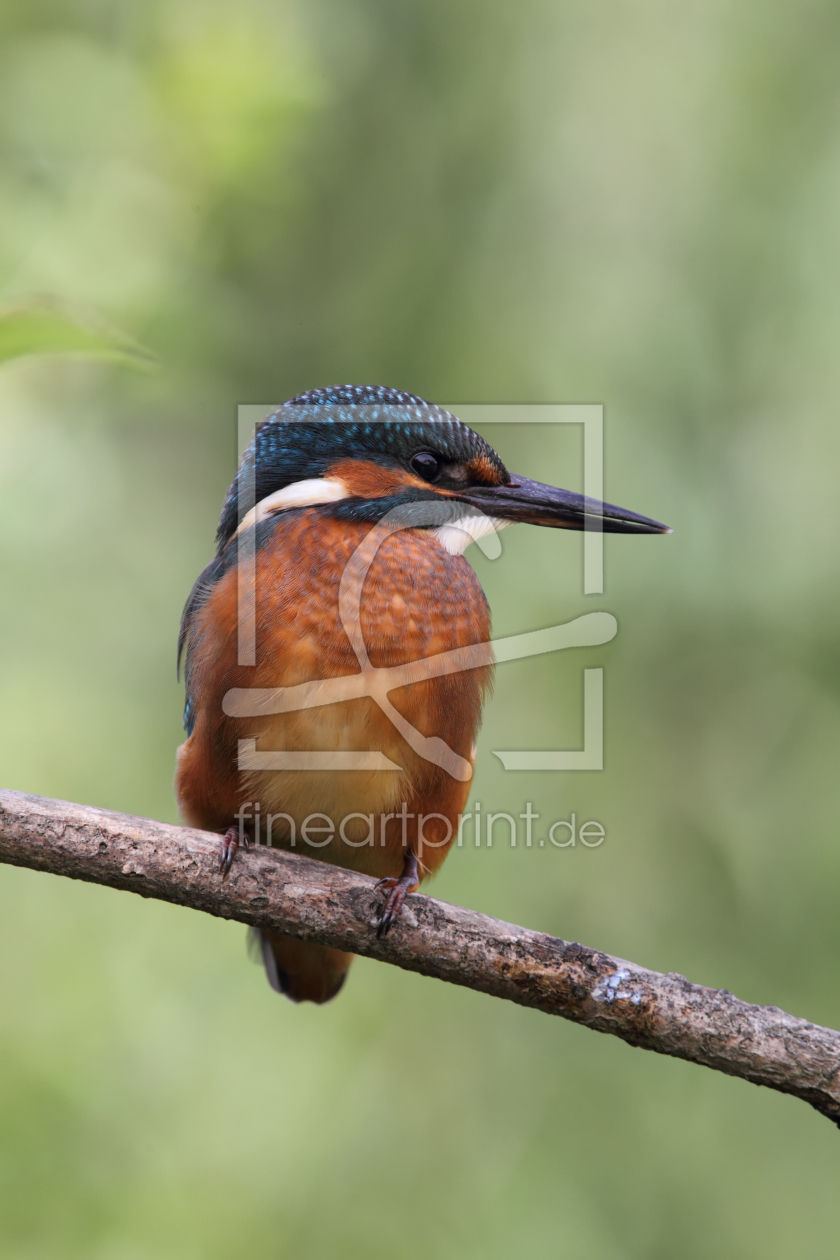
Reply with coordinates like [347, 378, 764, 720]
[177, 553, 228, 734]
[177, 519, 284, 733]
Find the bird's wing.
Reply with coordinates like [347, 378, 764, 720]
[178, 553, 229, 733]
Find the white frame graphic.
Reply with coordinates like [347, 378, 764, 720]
[231, 404, 610, 775]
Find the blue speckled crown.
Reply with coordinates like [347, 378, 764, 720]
[216, 385, 507, 549]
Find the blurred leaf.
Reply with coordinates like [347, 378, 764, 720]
[0, 302, 155, 370]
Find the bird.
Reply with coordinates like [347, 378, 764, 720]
[175, 385, 669, 1003]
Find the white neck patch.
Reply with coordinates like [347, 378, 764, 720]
[432, 513, 509, 557]
[235, 478, 508, 559]
[234, 477, 350, 536]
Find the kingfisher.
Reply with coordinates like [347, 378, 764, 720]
[176, 385, 669, 1003]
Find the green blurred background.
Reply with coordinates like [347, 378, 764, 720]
[2, 0, 840, 1256]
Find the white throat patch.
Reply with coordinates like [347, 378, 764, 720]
[235, 478, 508, 559]
[234, 477, 350, 536]
[432, 513, 510, 556]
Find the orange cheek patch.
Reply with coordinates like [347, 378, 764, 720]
[328, 457, 452, 498]
[465, 453, 506, 486]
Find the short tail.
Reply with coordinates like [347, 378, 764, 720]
[248, 929, 354, 1004]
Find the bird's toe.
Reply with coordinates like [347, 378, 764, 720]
[219, 826, 241, 877]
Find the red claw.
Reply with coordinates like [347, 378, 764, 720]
[375, 850, 420, 937]
[219, 825, 248, 877]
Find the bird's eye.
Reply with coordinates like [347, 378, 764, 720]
[410, 451, 443, 482]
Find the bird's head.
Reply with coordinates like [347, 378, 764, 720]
[217, 385, 670, 554]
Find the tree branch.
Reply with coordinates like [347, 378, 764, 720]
[1, 787, 838, 1126]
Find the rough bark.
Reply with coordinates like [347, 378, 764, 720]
[1, 788, 838, 1126]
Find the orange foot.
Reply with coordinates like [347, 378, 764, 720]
[375, 850, 420, 937]
[219, 824, 250, 878]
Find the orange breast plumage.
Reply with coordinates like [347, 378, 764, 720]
[175, 508, 492, 880]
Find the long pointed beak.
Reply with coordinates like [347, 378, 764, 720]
[456, 475, 671, 534]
